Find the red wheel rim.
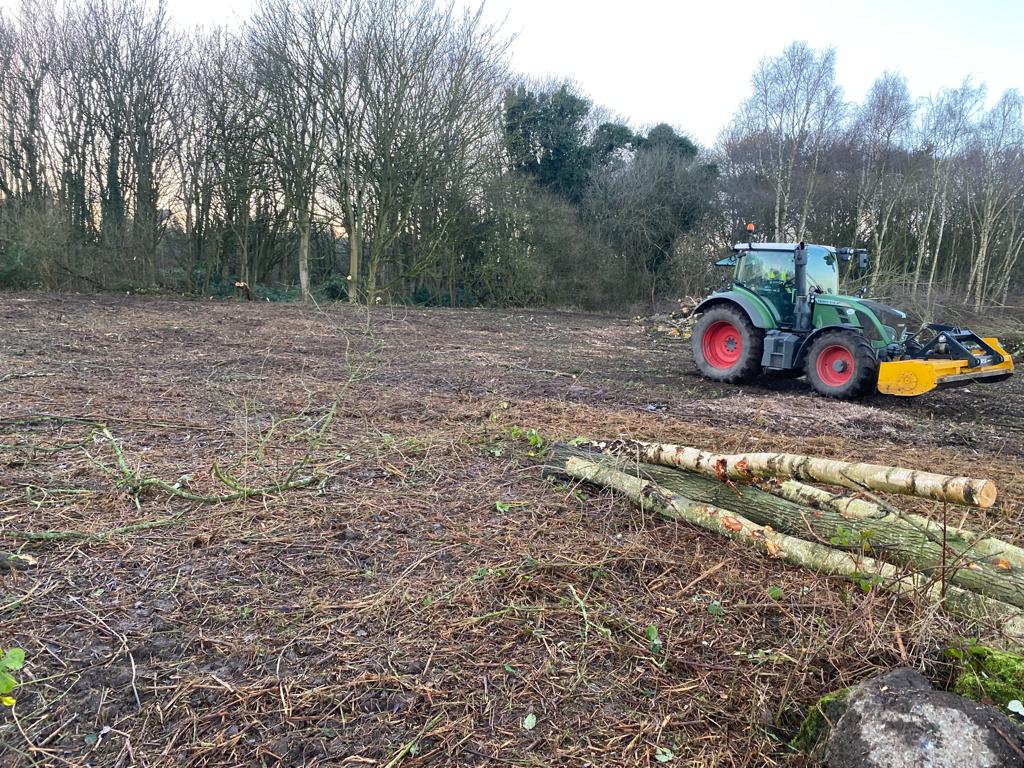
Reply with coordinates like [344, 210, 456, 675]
[702, 321, 742, 369]
[816, 344, 854, 387]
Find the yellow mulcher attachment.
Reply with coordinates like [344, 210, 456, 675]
[877, 325, 1014, 397]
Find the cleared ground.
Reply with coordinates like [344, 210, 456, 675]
[1, 293, 1022, 767]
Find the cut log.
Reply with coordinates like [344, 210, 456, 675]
[771, 479, 1024, 572]
[554, 444, 1024, 609]
[632, 461, 1024, 609]
[589, 439, 998, 508]
[548, 450, 1024, 644]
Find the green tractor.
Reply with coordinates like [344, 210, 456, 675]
[691, 237, 1014, 399]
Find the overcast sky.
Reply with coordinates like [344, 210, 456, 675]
[3, 0, 1021, 146]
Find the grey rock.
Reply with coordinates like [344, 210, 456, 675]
[827, 668, 1024, 768]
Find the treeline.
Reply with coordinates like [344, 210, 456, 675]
[721, 44, 1024, 312]
[0, 2, 1022, 312]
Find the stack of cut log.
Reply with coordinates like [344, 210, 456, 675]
[547, 440, 1024, 645]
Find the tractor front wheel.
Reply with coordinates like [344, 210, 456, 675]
[804, 330, 878, 399]
[692, 305, 764, 383]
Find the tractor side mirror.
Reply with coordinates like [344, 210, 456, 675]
[857, 250, 870, 270]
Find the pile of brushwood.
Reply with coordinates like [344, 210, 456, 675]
[639, 297, 700, 341]
[547, 440, 1024, 647]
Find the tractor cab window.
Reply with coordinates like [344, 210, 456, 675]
[735, 250, 795, 289]
[806, 246, 839, 294]
[734, 245, 839, 322]
[735, 249, 796, 321]
[735, 246, 838, 294]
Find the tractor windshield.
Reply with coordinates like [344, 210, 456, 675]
[735, 246, 838, 294]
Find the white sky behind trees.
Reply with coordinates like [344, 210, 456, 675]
[3, 0, 1020, 146]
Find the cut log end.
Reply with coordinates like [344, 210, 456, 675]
[974, 480, 998, 509]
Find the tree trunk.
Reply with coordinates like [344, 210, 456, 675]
[772, 478, 1024, 571]
[925, 182, 949, 309]
[367, 238, 381, 304]
[592, 439, 997, 508]
[911, 170, 941, 298]
[297, 208, 311, 303]
[348, 216, 362, 304]
[239, 205, 250, 287]
[548, 449, 1024, 644]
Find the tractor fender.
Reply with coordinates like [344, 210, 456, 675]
[794, 324, 866, 367]
[694, 292, 770, 329]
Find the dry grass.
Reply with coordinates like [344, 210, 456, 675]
[1, 293, 1022, 767]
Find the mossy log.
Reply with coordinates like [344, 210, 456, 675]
[587, 439, 997, 508]
[773, 479, 1024, 571]
[645, 464, 1024, 610]
[547, 447, 1024, 644]
[551, 444, 1024, 609]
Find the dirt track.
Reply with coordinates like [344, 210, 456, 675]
[1, 293, 1022, 767]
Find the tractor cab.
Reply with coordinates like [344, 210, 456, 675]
[731, 243, 838, 326]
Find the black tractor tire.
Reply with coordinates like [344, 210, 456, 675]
[804, 330, 879, 399]
[692, 304, 764, 383]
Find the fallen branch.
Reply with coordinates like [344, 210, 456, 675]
[98, 428, 318, 504]
[4, 516, 185, 543]
[382, 714, 444, 768]
[591, 439, 998, 508]
[0, 373, 55, 384]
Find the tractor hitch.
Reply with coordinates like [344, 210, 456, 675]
[906, 324, 1004, 368]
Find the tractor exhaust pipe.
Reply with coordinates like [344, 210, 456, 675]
[794, 241, 811, 331]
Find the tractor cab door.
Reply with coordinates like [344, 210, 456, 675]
[735, 250, 795, 325]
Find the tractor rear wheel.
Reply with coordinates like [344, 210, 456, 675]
[692, 305, 764, 383]
[804, 330, 878, 399]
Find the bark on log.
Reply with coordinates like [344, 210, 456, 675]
[589, 439, 997, 508]
[632, 461, 1024, 609]
[772, 479, 1024, 572]
[548, 450, 1024, 645]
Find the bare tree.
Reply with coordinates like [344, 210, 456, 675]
[249, 0, 331, 303]
[173, 34, 217, 293]
[314, 0, 363, 302]
[907, 80, 982, 300]
[0, 2, 52, 202]
[191, 28, 265, 289]
[314, 0, 507, 303]
[851, 73, 915, 285]
[964, 89, 1024, 309]
[737, 42, 843, 241]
